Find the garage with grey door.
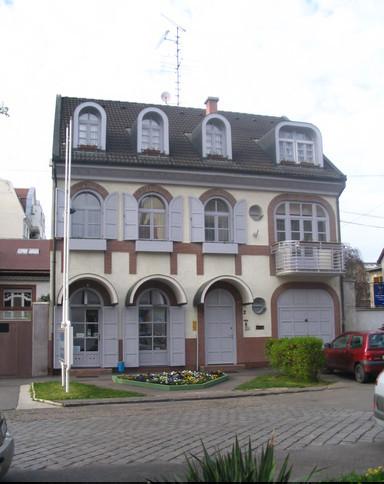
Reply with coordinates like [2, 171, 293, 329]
[277, 288, 335, 343]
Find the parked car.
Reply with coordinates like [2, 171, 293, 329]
[374, 370, 384, 427]
[324, 330, 384, 383]
[0, 413, 14, 479]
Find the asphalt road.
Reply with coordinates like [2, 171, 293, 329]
[1, 373, 384, 482]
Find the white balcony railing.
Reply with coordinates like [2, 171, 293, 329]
[271, 240, 345, 276]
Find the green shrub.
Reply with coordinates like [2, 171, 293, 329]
[266, 337, 325, 382]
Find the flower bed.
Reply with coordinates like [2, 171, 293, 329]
[113, 370, 229, 391]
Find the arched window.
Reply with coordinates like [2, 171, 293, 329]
[275, 122, 323, 166]
[138, 194, 166, 240]
[196, 113, 232, 159]
[275, 201, 329, 242]
[204, 198, 231, 242]
[206, 121, 226, 156]
[137, 108, 169, 154]
[71, 192, 102, 239]
[138, 289, 169, 352]
[73, 102, 107, 150]
[142, 116, 161, 151]
[78, 109, 101, 147]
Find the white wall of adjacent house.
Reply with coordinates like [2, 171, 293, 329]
[0, 179, 26, 238]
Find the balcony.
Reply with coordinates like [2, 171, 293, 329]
[271, 240, 345, 276]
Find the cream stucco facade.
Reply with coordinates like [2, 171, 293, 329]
[51, 95, 346, 371]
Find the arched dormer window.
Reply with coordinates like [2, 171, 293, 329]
[137, 107, 169, 155]
[202, 114, 232, 159]
[73, 102, 107, 150]
[276, 121, 323, 167]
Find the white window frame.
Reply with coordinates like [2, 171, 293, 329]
[71, 191, 103, 239]
[206, 122, 226, 156]
[73, 102, 107, 150]
[204, 197, 232, 243]
[137, 107, 169, 155]
[275, 202, 329, 242]
[138, 289, 169, 353]
[138, 194, 168, 241]
[275, 121, 323, 167]
[202, 114, 232, 159]
[4, 289, 32, 308]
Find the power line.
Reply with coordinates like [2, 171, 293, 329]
[341, 210, 384, 219]
[341, 220, 384, 229]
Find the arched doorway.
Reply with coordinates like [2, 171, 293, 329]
[205, 288, 236, 365]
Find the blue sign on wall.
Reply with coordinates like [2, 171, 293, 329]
[374, 283, 384, 307]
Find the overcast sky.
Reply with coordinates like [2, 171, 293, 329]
[1, 0, 383, 261]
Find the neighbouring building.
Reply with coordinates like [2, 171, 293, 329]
[50, 95, 346, 372]
[0, 239, 50, 377]
[0, 179, 46, 239]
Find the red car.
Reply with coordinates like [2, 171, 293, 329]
[324, 330, 384, 383]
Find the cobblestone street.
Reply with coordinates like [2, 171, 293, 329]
[4, 384, 384, 476]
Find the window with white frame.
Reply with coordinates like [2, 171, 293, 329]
[279, 128, 315, 163]
[275, 202, 329, 242]
[138, 195, 167, 240]
[204, 198, 231, 242]
[4, 289, 32, 308]
[206, 121, 225, 156]
[142, 116, 161, 151]
[138, 289, 168, 352]
[71, 192, 102, 239]
[73, 102, 107, 150]
[138, 108, 169, 154]
[78, 108, 102, 147]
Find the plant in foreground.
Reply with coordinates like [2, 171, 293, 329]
[151, 436, 318, 483]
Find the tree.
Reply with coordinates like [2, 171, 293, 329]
[343, 244, 370, 307]
[0, 102, 9, 117]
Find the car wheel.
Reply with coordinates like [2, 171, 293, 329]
[355, 363, 369, 383]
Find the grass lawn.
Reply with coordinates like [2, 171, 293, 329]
[236, 373, 331, 391]
[32, 381, 143, 401]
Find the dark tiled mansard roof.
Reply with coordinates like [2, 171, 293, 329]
[53, 96, 346, 183]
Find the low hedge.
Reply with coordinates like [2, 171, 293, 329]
[266, 337, 325, 382]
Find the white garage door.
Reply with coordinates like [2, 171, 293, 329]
[277, 289, 335, 343]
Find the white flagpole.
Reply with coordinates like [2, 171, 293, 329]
[62, 118, 73, 393]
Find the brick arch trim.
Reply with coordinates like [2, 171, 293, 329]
[270, 282, 341, 339]
[199, 188, 236, 207]
[71, 181, 109, 199]
[267, 193, 337, 244]
[133, 185, 173, 203]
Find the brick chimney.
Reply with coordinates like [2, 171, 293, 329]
[205, 97, 219, 115]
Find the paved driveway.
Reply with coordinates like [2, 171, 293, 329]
[2, 374, 384, 481]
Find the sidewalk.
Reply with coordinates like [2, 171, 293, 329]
[16, 368, 342, 409]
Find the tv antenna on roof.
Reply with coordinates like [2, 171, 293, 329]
[157, 14, 186, 106]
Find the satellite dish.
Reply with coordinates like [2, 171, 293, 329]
[161, 92, 171, 104]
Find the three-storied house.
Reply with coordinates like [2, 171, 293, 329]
[50, 95, 346, 372]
